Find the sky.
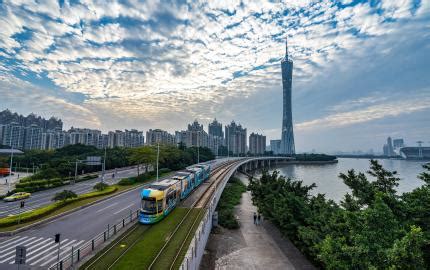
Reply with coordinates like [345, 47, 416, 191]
[0, 0, 429, 153]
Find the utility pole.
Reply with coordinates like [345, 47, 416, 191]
[101, 146, 107, 183]
[156, 143, 159, 181]
[74, 160, 78, 184]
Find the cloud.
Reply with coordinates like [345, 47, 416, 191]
[296, 92, 430, 131]
[0, 0, 429, 151]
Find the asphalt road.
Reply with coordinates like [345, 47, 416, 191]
[0, 158, 232, 269]
[0, 166, 140, 218]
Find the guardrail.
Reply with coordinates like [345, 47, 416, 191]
[48, 209, 140, 270]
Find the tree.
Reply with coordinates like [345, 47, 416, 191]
[129, 146, 157, 173]
[418, 163, 430, 186]
[387, 226, 425, 269]
[52, 190, 78, 202]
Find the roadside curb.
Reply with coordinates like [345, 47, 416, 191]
[0, 183, 145, 237]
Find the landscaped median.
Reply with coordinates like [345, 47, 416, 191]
[0, 186, 118, 228]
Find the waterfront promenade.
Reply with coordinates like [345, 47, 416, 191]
[203, 173, 315, 270]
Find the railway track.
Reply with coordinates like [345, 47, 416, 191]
[148, 159, 245, 270]
[90, 159, 244, 270]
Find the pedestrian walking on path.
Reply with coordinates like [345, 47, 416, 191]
[253, 212, 257, 225]
[257, 213, 261, 225]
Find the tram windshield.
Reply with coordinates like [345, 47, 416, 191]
[141, 197, 157, 214]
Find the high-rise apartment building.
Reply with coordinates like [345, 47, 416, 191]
[146, 129, 176, 145]
[208, 119, 223, 138]
[225, 121, 247, 155]
[249, 133, 266, 155]
[270, 140, 281, 155]
[280, 38, 295, 155]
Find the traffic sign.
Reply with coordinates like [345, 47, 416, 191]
[86, 156, 102, 165]
[15, 246, 26, 264]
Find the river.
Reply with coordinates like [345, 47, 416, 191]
[267, 158, 428, 202]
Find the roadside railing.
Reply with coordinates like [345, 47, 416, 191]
[48, 209, 140, 270]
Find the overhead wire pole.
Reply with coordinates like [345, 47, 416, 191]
[156, 143, 159, 181]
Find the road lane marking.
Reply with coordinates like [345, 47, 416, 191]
[25, 238, 54, 257]
[113, 203, 135, 215]
[95, 202, 119, 213]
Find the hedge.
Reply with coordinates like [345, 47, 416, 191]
[0, 186, 117, 228]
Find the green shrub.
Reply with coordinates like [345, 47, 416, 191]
[217, 177, 247, 229]
[93, 182, 109, 191]
[0, 186, 117, 227]
[52, 190, 78, 202]
[118, 178, 135, 186]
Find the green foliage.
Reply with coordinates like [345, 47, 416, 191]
[93, 182, 108, 191]
[248, 160, 430, 269]
[217, 177, 246, 229]
[52, 190, 78, 202]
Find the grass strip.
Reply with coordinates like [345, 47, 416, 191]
[216, 177, 247, 229]
[152, 208, 204, 270]
[82, 207, 191, 270]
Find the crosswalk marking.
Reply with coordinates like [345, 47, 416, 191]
[41, 240, 85, 267]
[0, 237, 36, 256]
[0, 237, 41, 262]
[0, 236, 85, 267]
[0, 236, 20, 246]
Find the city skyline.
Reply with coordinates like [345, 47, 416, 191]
[0, 1, 429, 153]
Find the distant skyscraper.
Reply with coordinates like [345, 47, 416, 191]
[387, 137, 394, 157]
[249, 133, 266, 155]
[225, 121, 247, 155]
[270, 139, 281, 155]
[393, 138, 404, 149]
[208, 119, 223, 138]
[280, 38, 295, 155]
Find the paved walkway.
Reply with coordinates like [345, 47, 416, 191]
[0, 172, 32, 195]
[212, 173, 316, 270]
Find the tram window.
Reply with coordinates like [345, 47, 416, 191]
[157, 200, 163, 213]
[141, 198, 157, 214]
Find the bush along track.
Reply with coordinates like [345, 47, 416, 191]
[216, 177, 247, 229]
[0, 186, 117, 228]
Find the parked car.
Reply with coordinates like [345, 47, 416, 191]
[3, 192, 31, 202]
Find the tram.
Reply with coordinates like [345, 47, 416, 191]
[139, 164, 211, 224]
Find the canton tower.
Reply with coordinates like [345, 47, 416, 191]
[280, 38, 295, 155]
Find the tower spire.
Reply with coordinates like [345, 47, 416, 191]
[285, 37, 288, 58]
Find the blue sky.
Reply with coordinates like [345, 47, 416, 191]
[0, 0, 429, 153]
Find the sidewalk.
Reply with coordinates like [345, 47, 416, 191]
[209, 173, 316, 270]
[0, 172, 31, 195]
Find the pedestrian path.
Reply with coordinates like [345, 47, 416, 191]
[0, 235, 85, 267]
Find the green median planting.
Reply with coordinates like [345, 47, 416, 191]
[0, 186, 117, 228]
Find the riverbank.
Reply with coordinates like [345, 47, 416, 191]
[200, 173, 315, 270]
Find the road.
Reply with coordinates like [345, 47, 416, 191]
[0, 158, 231, 269]
[0, 167, 140, 218]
